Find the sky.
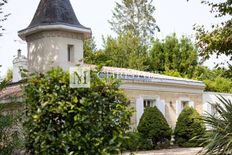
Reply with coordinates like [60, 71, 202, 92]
[0, 0, 228, 77]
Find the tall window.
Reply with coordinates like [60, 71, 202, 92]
[67, 45, 74, 62]
[144, 99, 156, 108]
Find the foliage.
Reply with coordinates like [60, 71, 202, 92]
[0, 0, 10, 36]
[200, 96, 232, 155]
[0, 78, 8, 91]
[163, 69, 182, 78]
[121, 131, 154, 151]
[174, 106, 206, 147]
[193, 66, 232, 93]
[23, 68, 132, 155]
[137, 107, 172, 149]
[84, 37, 98, 64]
[98, 32, 148, 70]
[193, 0, 232, 61]
[0, 106, 24, 155]
[0, 68, 12, 91]
[148, 34, 198, 78]
[83, 37, 112, 66]
[109, 0, 159, 44]
[122, 131, 141, 152]
[204, 77, 232, 93]
[4, 68, 12, 82]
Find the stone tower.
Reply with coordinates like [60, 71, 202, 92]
[18, 0, 91, 72]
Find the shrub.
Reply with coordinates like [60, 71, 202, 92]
[122, 131, 153, 152]
[137, 107, 172, 149]
[23, 68, 132, 155]
[174, 106, 205, 147]
[0, 106, 24, 155]
[121, 131, 141, 151]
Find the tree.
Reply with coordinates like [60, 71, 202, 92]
[137, 107, 172, 149]
[0, 0, 10, 36]
[23, 68, 132, 154]
[174, 106, 206, 147]
[204, 77, 232, 93]
[194, 0, 232, 61]
[103, 32, 148, 70]
[192, 66, 232, 93]
[84, 33, 149, 70]
[83, 37, 97, 64]
[109, 0, 159, 44]
[83, 38, 114, 66]
[200, 96, 232, 154]
[149, 34, 198, 78]
[0, 69, 12, 91]
[4, 69, 12, 82]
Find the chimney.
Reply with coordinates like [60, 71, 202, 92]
[17, 49, 22, 57]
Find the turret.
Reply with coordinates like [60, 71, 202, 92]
[18, 0, 91, 72]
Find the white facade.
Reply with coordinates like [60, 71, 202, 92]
[203, 92, 232, 115]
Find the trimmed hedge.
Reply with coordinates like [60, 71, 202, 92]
[23, 68, 132, 155]
[137, 107, 172, 149]
[174, 106, 206, 147]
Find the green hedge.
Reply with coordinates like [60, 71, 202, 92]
[174, 106, 205, 147]
[23, 68, 132, 155]
[137, 107, 172, 149]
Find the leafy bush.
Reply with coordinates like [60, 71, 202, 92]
[204, 77, 232, 93]
[201, 96, 232, 155]
[174, 106, 205, 147]
[137, 107, 172, 149]
[23, 68, 132, 155]
[122, 131, 153, 152]
[121, 131, 141, 151]
[0, 106, 24, 155]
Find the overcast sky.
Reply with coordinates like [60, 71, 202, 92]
[0, 0, 227, 77]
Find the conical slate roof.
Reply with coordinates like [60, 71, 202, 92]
[18, 0, 91, 40]
[28, 0, 88, 29]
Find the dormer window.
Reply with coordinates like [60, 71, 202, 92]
[67, 45, 74, 62]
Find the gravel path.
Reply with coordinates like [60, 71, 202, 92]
[122, 147, 203, 155]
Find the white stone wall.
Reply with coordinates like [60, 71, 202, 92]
[26, 31, 84, 72]
[203, 92, 232, 115]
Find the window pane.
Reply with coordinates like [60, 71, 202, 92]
[144, 99, 156, 108]
[67, 45, 74, 62]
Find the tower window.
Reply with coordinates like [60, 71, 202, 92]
[67, 45, 74, 62]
